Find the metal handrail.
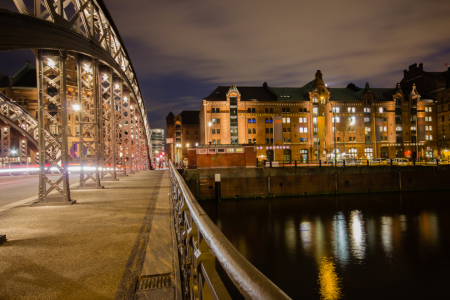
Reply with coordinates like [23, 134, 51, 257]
[169, 160, 291, 300]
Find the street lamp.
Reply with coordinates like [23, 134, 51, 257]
[343, 117, 356, 160]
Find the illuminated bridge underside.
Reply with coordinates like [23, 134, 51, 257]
[0, 1, 151, 203]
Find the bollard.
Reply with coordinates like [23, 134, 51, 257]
[437, 159, 439, 166]
[390, 159, 393, 167]
[295, 160, 297, 167]
[413, 159, 415, 166]
[215, 174, 221, 202]
[270, 161, 272, 168]
[367, 159, 369, 167]
[319, 160, 322, 167]
[343, 160, 345, 167]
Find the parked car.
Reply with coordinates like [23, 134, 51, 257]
[427, 159, 450, 165]
[369, 158, 388, 165]
[392, 158, 412, 166]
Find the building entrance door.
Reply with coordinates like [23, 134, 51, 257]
[266, 150, 274, 162]
[301, 149, 308, 163]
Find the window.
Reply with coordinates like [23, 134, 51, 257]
[271, 138, 273, 143]
[379, 107, 384, 113]
[348, 107, 355, 113]
[425, 116, 432, 122]
[313, 97, 318, 103]
[426, 126, 432, 131]
[321, 98, 326, 105]
[270, 118, 273, 123]
[287, 138, 291, 142]
[425, 107, 432, 112]
[313, 107, 318, 115]
[299, 127, 307, 133]
[252, 118, 256, 123]
[396, 126, 402, 132]
[270, 128, 273, 133]
[313, 117, 318, 124]
[265, 118, 269, 123]
[299, 117, 307, 123]
[253, 128, 256, 134]
[282, 108, 285, 112]
[365, 148, 373, 157]
[349, 148, 357, 154]
[332, 107, 340, 113]
[337, 137, 340, 142]
[270, 108, 273, 113]
[426, 135, 433, 140]
[247, 108, 251, 113]
[332, 117, 340, 123]
[353, 137, 356, 141]
[365, 127, 371, 134]
[212, 108, 216, 113]
[212, 118, 216, 124]
[248, 128, 252, 134]
[266, 138, 269, 144]
[287, 108, 290, 112]
[287, 118, 290, 123]
[265, 128, 269, 134]
[195, 130, 198, 134]
[349, 137, 352, 142]
[283, 128, 286, 133]
[217, 108, 220, 113]
[212, 129, 216, 134]
[217, 129, 220, 134]
[212, 139, 216, 144]
[248, 139, 252, 143]
[384, 126, 387, 132]
[282, 118, 286, 123]
[248, 118, 251, 123]
[314, 127, 318, 132]
[252, 108, 255, 113]
[411, 126, 416, 131]
[265, 108, 268, 113]
[253, 139, 256, 144]
[364, 108, 371, 113]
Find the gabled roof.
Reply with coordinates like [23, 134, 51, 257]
[179, 110, 200, 125]
[204, 85, 277, 101]
[0, 61, 37, 88]
[269, 87, 309, 101]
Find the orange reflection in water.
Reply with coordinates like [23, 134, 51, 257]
[318, 257, 343, 300]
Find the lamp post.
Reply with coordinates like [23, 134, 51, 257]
[343, 117, 355, 160]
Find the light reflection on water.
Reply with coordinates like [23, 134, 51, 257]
[202, 192, 450, 299]
[318, 257, 342, 300]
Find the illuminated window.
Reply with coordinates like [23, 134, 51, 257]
[287, 118, 290, 123]
[313, 97, 318, 103]
[282, 118, 286, 123]
[364, 117, 370, 122]
[379, 107, 384, 113]
[364, 108, 371, 113]
[332, 107, 340, 113]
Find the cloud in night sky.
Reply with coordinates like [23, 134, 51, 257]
[1, 0, 450, 131]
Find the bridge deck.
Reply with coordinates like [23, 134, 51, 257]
[0, 170, 180, 299]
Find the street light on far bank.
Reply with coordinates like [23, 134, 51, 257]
[72, 104, 81, 111]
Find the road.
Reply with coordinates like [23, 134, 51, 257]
[0, 174, 79, 208]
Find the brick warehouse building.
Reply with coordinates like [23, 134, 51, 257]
[166, 110, 200, 162]
[199, 70, 439, 162]
[401, 63, 450, 158]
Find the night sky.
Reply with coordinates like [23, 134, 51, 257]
[1, 0, 450, 132]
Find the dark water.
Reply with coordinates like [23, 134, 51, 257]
[200, 191, 450, 300]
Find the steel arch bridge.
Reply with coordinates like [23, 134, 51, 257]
[0, 1, 152, 204]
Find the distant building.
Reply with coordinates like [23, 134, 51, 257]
[0, 61, 38, 118]
[200, 70, 438, 162]
[150, 129, 165, 157]
[401, 63, 450, 158]
[166, 111, 200, 162]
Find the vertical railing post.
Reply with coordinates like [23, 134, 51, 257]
[1, 126, 10, 175]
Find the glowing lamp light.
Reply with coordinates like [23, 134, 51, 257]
[130, 105, 133, 109]
[47, 58, 55, 69]
[11, 149, 17, 155]
[115, 84, 120, 89]
[155, 150, 159, 153]
[208, 122, 212, 127]
[103, 74, 108, 81]
[186, 143, 189, 147]
[195, 143, 198, 146]
[124, 96, 128, 102]
[72, 104, 81, 111]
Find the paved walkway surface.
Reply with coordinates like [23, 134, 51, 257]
[0, 170, 180, 300]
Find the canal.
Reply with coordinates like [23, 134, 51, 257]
[200, 191, 450, 299]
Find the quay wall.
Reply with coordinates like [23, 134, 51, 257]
[182, 166, 450, 200]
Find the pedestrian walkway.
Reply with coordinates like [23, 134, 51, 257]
[0, 170, 181, 300]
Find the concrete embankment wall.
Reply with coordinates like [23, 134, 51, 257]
[182, 166, 450, 200]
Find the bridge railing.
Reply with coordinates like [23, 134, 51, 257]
[169, 160, 291, 300]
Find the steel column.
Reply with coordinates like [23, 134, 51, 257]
[122, 89, 131, 175]
[19, 136, 27, 169]
[77, 54, 101, 188]
[1, 125, 10, 172]
[113, 78, 124, 175]
[36, 50, 71, 203]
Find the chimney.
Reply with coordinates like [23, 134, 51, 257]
[409, 63, 417, 71]
[419, 63, 423, 71]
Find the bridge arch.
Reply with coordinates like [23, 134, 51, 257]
[0, 1, 152, 203]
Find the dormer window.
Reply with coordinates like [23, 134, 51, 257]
[364, 98, 371, 106]
[395, 98, 401, 105]
[312, 97, 318, 103]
